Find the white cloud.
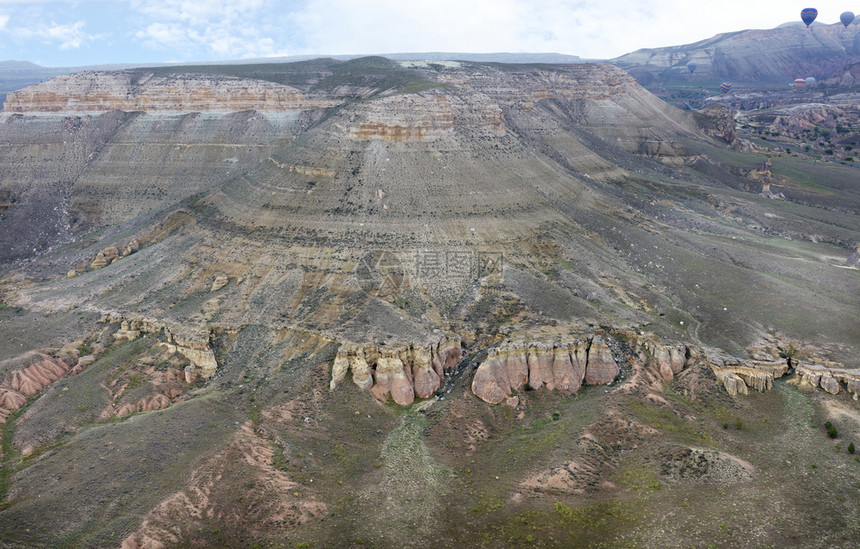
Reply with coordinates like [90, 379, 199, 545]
[131, 0, 290, 59]
[3, 0, 857, 65]
[14, 20, 96, 49]
[288, 0, 858, 58]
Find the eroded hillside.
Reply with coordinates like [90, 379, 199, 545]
[0, 58, 858, 548]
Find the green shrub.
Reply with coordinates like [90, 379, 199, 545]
[849, 442, 855, 454]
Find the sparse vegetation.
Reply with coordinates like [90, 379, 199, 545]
[1, 53, 860, 549]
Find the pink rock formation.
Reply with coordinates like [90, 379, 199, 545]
[470, 343, 530, 405]
[471, 338, 617, 404]
[410, 346, 438, 399]
[584, 336, 620, 385]
[0, 350, 83, 422]
[563, 341, 589, 392]
[116, 394, 171, 418]
[370, 351, 415, 406]
[527, 344, 555, 390]
[643, 341, 687, 382]
[329, 335, 462, 405]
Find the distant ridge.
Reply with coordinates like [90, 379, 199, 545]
[613, 20, 860, 85]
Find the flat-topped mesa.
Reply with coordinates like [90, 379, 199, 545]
[329, 335, 462, 406]
[103, 314, 218, 381]
[794, 363, 860, 399]
[3, 70, 339, 113]
[709, 357, 791, 396]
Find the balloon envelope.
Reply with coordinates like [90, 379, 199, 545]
[687, 61, 698, 74]
[720, 82, 732, 93]
[841, 11, 855, 27]
[805, 77, 816, 85]
[801, 8, 818, 27]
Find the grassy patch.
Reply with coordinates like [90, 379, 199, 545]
[625, 398, 713, 445]
[0, 408, 24, 508]
[614, 465, 662, 494]
[468, 499, 646, 547]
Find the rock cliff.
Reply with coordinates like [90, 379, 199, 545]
[794, 363, 860, 399]
[470, 331, 696, 404]
[471, 336, 626, 404]
[104, 314, 219, 380]
[329, 335, 462, 405]
[3, 71, 339, 113]
[708, 357, 790, 396]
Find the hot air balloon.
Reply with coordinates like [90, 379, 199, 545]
[687, 61, 698, 74]
[720, 82, 732, 94]
[805, 76, 816, 85]
[841, 11, 855, 27]
[793, 78, 806, 88]
[801, 8, 818, 27]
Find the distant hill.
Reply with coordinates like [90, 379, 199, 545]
[0, 52, 585, 109]
[613, 20, 860, 85]
[0, 61, 71, 108]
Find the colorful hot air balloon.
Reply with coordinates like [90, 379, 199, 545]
[841, 11, 855, 27]
[687, 61, 698, 74]
[805, 77, 816, 85]
[801, 8, 818, 27]
[720, 82, 732, 93]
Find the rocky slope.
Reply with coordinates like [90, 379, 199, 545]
[614, 21, 860, 85]
[3, 71, 339, 113]
[0, 58, 858, 548]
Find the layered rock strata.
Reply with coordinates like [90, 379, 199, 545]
[105, 314, 219, 380]
[349, 92, 506, 141]
[3, 71, 339, 113]
[471, 336, 625, 404]
[795, 363, 860, 399]
[640, 340, 688, 383]
[329, 335, 462, 405]
[0, 345, 94, 423]
[89, 240, 139, 270]
[709, 358, 790, 396]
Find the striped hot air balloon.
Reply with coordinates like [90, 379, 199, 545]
[720, 82, 732, 94]
[801, 8, 818, 27]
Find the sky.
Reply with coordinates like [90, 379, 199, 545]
[0, 1, 856, 67]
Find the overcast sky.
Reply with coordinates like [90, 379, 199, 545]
[0, 1, 855, 67]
